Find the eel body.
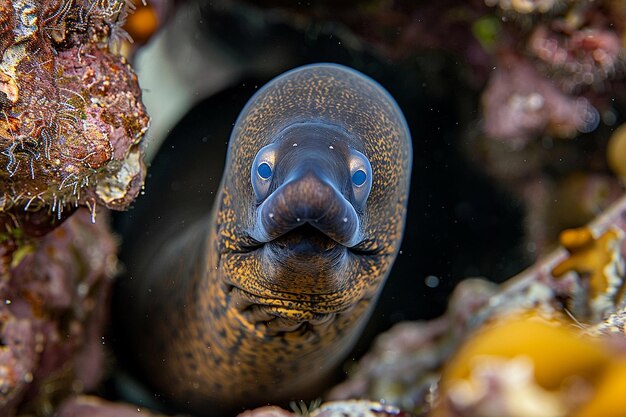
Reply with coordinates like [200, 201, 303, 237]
[115, 64, 412, 416]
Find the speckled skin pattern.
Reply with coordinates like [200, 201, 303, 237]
[118, 64, 412, 415]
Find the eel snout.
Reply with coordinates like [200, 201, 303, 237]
[252, 168, 361, 248]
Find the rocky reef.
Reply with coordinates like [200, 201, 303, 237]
[0, 208, 116, 416]
[329, 192, 626, 416]
[0, 0, 149, 238]
[0, 1, 148, 415]
[1, 0, 626, 416]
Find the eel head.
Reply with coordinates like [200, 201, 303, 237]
[220, 64, 412, 333]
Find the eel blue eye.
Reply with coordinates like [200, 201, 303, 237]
[257, 162, 272, 179]
[352, 169, 367, 186]
[251, 143, 278, 202]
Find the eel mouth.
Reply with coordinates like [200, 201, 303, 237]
[229, 224, 357, 332]
[231, 225, 361, 332]
[265, 222, 345, 255]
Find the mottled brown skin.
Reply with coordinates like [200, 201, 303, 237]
[117, 64, 412, 416]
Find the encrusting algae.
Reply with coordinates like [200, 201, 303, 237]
[0, 1, 148, 416]
[552, 226, 626, 321]
[0, 0, 149, 235]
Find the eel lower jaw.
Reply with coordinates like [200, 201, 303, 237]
[228, 286, 355, 333]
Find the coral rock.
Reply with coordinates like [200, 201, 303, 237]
[57, 395, 165, 417]
[332, 195, 626, 415]
[240, 401, 412, 417]
[529, 24, 623, 93]
[484, 0, 561, 15]
[0, 209, 116, 417]
[552, 226, 626, 321]
[0, 0, 149, 235]
[482, 54, 599, 145]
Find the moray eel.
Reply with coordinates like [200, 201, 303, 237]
[115, 63, 412, 416]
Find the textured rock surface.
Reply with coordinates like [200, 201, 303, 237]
[0, 0, 149, 237]
[0, 4, 147, 413]
[0, 209, 116, 417]
[57, 395, 165, 417]
[330, 194, 626, 416]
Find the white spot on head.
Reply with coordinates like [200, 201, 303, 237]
[269, 213, 274, 219]
[329, 145, 334, 149]
[293, 143, 298, 147]
[296, 217, 301, 222]
[342, 217, 348, 223]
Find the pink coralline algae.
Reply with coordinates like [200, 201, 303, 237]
[57, 396, 165, 417]
[529, 24, 624, 93]
[479, 0, 626, 148]
[482, 54, 599, 146]
[0, 311, 37, 416]
[0, 209, 116, 417]
[0, 0, 149, 235]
